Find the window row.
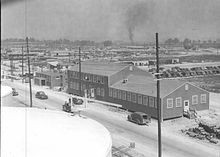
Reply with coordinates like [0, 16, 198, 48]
[69, 82, 86, 91]
[109, 88, 157, 108]
[69, 71, 79, 79]
[69, 81, 79, 90]
[96, 88, 105, 97]
[69, 71, 104, 84]
[166, 94, 207, 109]
[69, 81, 105, 97]
[192, 94, 207, 105]
[36, 73, 50, 80]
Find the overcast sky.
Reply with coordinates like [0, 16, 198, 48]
[1, 0, 220, 42]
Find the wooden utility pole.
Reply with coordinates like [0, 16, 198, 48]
[22, 46, 24, 83]
[79, 47, 82, 96]
[156, 33, 162, 157]
[26, 37, 33, 107]
[69, 52, 71, 63]
[10, 59, 13, 82]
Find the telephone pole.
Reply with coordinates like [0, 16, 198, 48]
[22, 46, 24, 83]
[79, 47, 82, 96]
[26, 37, 33, 107]
[69, 52, 71, 63]
[156, 33, 162, 157]
[10, 59, 13, 82]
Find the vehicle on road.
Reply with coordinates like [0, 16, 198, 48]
[62, 101, 72, 113]
[72, 97, 84, 105]
[127, 112, 151, 125]
[12, 88, 18, 96]
[35, 91, 48, 99]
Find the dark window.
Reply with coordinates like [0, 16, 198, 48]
[89, 75, 93, 82]
[127, 92, 131, 101]
[200, 94, 206, 103]
[149, 97, 155, 107]
[131, 93, 136, 103]
[101, 88, 105, 97]
[101, 77, 104, 84]
[143, 96, 148, 106]
[155, 98, 157, 108]
[138, 95, 142, 104]
[97, 87, 101, 96]
[93, 75, 97, 83]
[118, 90, 122, 99]
[109, 88, 113, 97]
[167, 98, 173, 108]
[97, 76, 101, 83]
[75, 72, 79, 78]
[76, 82, 79, 90]
[122, 91, 126, 100]
[113, 89, 118, 98]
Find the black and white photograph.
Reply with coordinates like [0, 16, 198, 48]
[1, 0, 220, 157]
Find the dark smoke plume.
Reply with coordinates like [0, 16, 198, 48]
[125, 2, 149, 44]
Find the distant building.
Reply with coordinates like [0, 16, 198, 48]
[47, 61, 60, 70]
[120, 60, 149, 66]
[67, 61, 209, 120]
[34, 71, 66, 89]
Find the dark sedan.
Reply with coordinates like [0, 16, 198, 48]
[127, 112, 151, 125]
[35, 91, 48, 99]
[12, 88, 18, 96]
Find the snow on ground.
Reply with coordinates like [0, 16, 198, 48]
[1, 107, 112, 157]
[1, 85, 12, 98]
[162, 92, 220, 149]
[2, 79, 220, 156]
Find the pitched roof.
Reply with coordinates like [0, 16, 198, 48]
[110, 74, 185, 97]
[47, 61, 59, 67]
[36, 71, 63, 76]
[69, 61, 129, 76]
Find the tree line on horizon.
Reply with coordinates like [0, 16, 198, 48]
[2, 37, 220, 49]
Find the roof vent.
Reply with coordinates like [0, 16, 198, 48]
[84, 76, 89, 80]
[122, 79, 128, 84]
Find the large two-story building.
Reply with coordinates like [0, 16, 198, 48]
[67, 61, 209, 120]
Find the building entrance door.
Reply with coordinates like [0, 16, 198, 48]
[184, 100, 189, 112]
[90, 88, 95, 98]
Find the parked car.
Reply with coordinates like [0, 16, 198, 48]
[35, 91, 48, 99]
[72, 97, 84, 105]
[127, 112, 151, 125]
[12, 88, 18, 96]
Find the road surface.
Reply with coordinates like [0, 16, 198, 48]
[1, 80, 219, 157]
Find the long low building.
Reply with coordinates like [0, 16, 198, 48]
[67, 61, 209, 120]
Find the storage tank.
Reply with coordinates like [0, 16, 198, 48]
[1, 107, 112, 157]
